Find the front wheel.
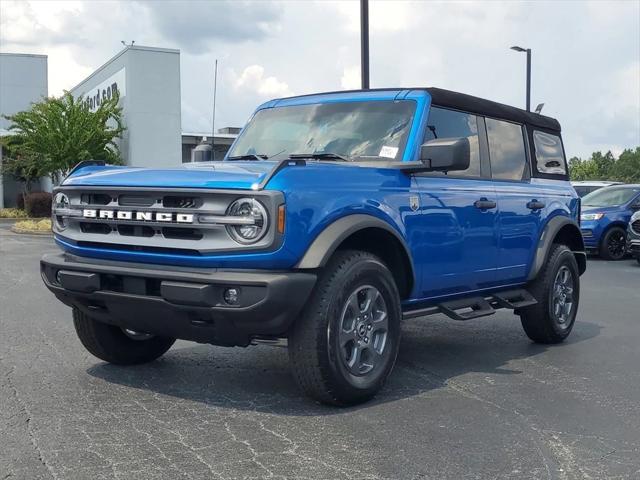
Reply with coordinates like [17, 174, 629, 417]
[599, 226, 627, 260]
[73, 308, 175, 365]
[520, 244, 580, 344]
[288, 250, 401, 406]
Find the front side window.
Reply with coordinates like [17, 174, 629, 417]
[582, 187, 640, 207]
[533, 130, 566, 175]
[486, 118, 527, 181]
[228, 100, 416, 161]
[424, 107, 481, 177]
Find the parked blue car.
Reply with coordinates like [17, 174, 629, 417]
[42, 88, 587, 405]
[580, 185, 640, 260]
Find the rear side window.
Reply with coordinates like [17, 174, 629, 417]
[533, 131, 566, 175]
[485, 118, 527, 181]
[424, 107, 481, 177]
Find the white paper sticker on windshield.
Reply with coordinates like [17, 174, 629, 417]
[379, 146, 399, 158]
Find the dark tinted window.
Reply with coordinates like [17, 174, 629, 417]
[424, 107, 480, 177]
[486, 118, 527, 180]
[533, 130, 566, 174]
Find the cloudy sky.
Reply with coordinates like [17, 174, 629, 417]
[1, 0, 639, 158]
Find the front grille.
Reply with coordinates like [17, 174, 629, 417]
[77, 241, 201, 256]
[632, 220, 640, 235]
[53, 187, 283, 255]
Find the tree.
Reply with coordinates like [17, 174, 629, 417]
[569, 147, 640, 183]
[0, 144, 46, 205]
[613, 147, 640, 183]
[3, 91, 125, 184]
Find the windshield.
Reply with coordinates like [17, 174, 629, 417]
[582, 187, 640, 207]
[228, 100, 416, 161]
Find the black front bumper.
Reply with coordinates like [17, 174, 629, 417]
[41, 253, 316, 346]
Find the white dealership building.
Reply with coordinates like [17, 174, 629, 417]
[0, 46, 238, 208]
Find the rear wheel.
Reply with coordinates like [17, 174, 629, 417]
[73, 308, 175, 365]
[288, 250, 401, 406]
[599, 226, 627, 260]
[520, 244, 580, 344]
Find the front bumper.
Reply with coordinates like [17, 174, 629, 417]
[628, 239, 640, 258]
[580, 221, 602, 250]
[41, 253, 316, 346]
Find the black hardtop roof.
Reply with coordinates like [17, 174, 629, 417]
[279, 87, 561, 133]
[426, 87, 561, 132]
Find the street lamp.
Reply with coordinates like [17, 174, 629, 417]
[510, 45, 531, 111]
[361, 0, 370, 89]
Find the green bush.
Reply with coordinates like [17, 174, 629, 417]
[24, 192, 52, 218]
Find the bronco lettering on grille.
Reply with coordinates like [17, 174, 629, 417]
[82, 209, 194, 223]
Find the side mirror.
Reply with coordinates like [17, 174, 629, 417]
[419, 137, 470, 172]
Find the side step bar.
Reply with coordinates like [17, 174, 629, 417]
[403, 288, 537, 321]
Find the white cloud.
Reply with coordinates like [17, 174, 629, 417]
[2, 0, 639, 158]
[333, 1, 417, 33]
[341, 65, 361, 90]
[232, 65, 292, 98]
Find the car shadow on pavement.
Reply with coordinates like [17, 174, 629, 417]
[87, 315, 602, 415]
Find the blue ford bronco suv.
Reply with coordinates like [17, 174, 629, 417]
[42, 88, 586, 406]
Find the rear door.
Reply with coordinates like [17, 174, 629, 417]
[411, 107, 498, 299]
[486, 118, 544, 284]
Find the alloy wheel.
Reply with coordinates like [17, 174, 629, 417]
[338, 285, 389, 376]
[551, 265, 575, 328]
[607, 230, 626, 259]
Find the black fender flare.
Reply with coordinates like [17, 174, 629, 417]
[528, 215, 586, 281]
[296, 214, 415, 285]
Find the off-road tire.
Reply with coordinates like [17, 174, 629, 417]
[73, 308, 175, 365]
[288, 250, 401, 406]
[599, 226, 627, 260]
[520, 244, 580, 344]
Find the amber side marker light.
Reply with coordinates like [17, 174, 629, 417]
[277, 205, 286, 234]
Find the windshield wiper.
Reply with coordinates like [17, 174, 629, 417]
[289, 152, 351, 162]
[227, 154, 269, 161]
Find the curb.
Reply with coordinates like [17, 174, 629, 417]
[0, 218, 27, 224]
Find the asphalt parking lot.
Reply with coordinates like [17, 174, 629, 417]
[1, 225, 639, 480]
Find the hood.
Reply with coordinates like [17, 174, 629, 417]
[581, 204, 625, 215]
[62, 161, 279, 190]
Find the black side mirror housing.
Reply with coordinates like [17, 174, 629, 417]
[419, 137, 471, 172]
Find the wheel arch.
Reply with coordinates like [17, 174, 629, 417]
[296, 214, 415, 299]
[528, 215, 586, 281]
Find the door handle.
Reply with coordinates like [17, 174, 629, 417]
[474, 198, 497, 210]
[526, 200, 545, 210]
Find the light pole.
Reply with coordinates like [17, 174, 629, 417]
[510, 45, 531, 111]
[360, 0, 370, 89]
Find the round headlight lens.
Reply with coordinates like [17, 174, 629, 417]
[53, 192, 69, 210]
[53, 192, 70, 230]
[226, 198, 268, 244]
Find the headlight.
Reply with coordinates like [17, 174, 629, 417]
[225, 198, 268, 244]
[580, 213, 604, 221]
[52, 192, 70, 230]
[53, 192, 69, 210]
